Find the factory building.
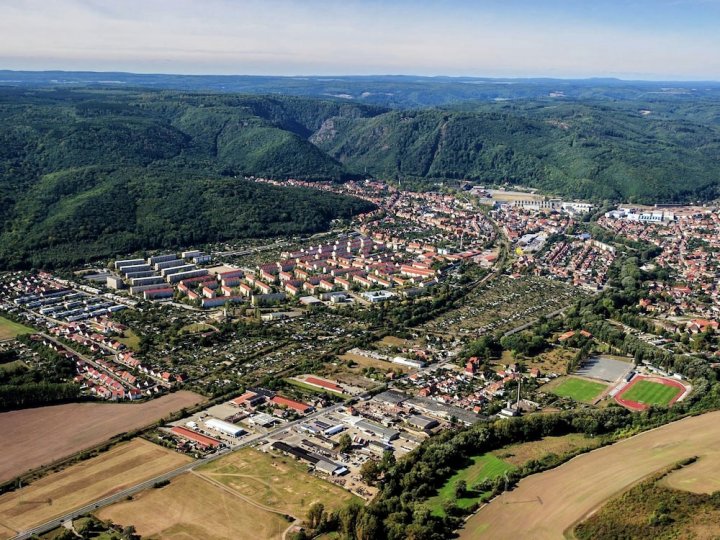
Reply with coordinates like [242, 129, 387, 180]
[204, 417, 246, 437]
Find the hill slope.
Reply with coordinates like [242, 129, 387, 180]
[2, 87, 720, 270]
[314, 106, 720, 201]
[0, 89, 378, 269]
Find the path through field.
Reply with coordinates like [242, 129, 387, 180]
[460, 410, 720, 539]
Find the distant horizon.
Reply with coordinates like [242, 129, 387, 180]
[2, 68, 720, 85]
[2, 1, 720, 81]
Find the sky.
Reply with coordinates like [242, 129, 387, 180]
[1, 0, 720, 80]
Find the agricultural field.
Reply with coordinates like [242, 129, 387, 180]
[548, 376, 608, 402]
[0, 317, 35, 341]
[662, 455, 720, 494]
[97, 472, 290, 540]
[426, 454, 514, 516]
[196, 448, 360, 518]
[575, 466, 720, 539]
[492, 433, 602, 467]
[0, 439, 190, 540]
[0, 390, 204, 483]
[619, 378, 682, 407]
[460, 410, 720, 540]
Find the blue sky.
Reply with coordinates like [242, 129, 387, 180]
[1, 0, 719, 80]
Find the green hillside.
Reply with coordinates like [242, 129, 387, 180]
[2, 87, 720, 269]
[0, 89, 378, 269]
[315, 106, 720, 201]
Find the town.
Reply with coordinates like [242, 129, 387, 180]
[0, 179, 718, 540]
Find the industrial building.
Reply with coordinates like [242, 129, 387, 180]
[170, 426, 221, 449]
[204, 417, 246, 437]
[355, 419, 400, 441]
[406, 414, 439, 431]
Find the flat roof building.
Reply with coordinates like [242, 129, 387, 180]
[356, 419, 400, 441]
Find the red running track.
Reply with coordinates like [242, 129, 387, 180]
[614, 375, 687, 411]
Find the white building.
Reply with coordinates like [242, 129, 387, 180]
[205, 417, 246, 437]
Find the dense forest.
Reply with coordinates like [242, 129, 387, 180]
[0, 88, 377, 268]
[2, 86, 720, 269]
[316, 103, 720, 202]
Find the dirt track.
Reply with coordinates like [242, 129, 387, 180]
[0, 391, 204, 483]
[460, 410, 720, 539]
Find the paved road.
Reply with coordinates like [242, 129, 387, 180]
[12, 400, 348, 539]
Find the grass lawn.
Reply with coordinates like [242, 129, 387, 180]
[0, 316, 35, 341]
[427, 454, 514, 516]
[116, 329, 141, 350]
[551, 377, 608, 402]
[179, 322, 216, 335]
[286, 378, 345, 397]
[622, 380, 680, 406]
[197, 448, 359, 517]
[0, 360, 26, 372]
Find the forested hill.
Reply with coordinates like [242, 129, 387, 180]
[315, 103, 720, 202]
[1, 87, 720, 269]
[0, 88, 378, 269]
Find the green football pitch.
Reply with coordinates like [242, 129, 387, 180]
[621, 380, 680, 406]
[552, 377, 608, 402]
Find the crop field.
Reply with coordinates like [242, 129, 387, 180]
[662, 455, 720, 494]
[460, 410, 720, 540]
[492, 433, 602, 467]
[97, 472, 290, 540]
[0, 317, 35, 341]
[0, 439, 189, 539]
[419, 276, 579, 338]
[426, 454, 514, 516]
[0, 390, 204, 483]
[197, 448, 359, 518]
[549, 377, 608, 402]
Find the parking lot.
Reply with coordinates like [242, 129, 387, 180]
[575, 355, 633, 382]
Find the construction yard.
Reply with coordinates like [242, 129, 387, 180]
[460, 410, 720, 540]
[0, 439, 189, 540]
[0, 390, 204, 483]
